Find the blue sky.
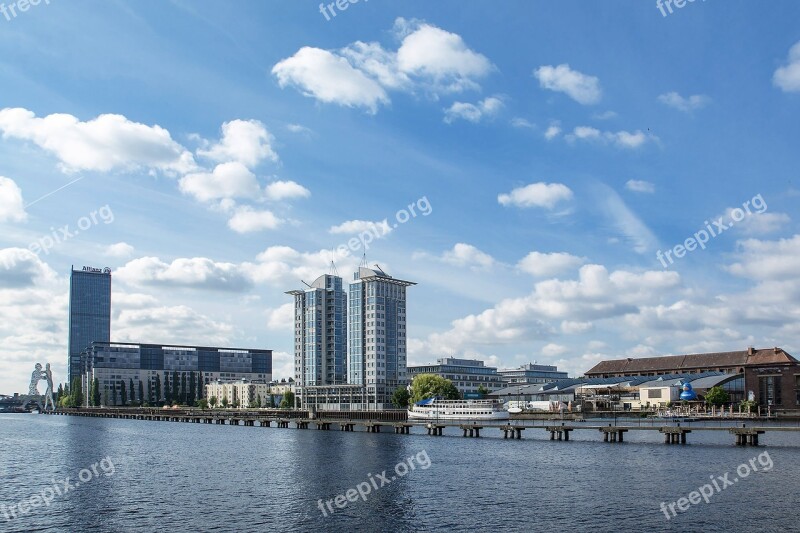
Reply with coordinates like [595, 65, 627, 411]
[1, 0, 799, 393]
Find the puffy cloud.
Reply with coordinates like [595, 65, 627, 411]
[727, 234, 800, 281]
[339, 41, 412, 91]
[625, 180, 655, 194]
[439, 243, 496, 270]
[722, 207, 789, 236]
[395, 18, 492, 92]
[517, 251, 585, 277]
[534, 64, 601, 105]
[179, 162, 260, 202]
[264, 180, 311, 201]
[227, 207, 283, 233]
[329, 219, 392, 236]
[272, 47, 390, 113]
[272, 19, 492, 112]
[244, 245, 360, 287]
[115, 256, 253, 292]
[266, 303, 294, 330]
[197, 119, 277, 168]
[443, 96, 503, 123]
[544, 122, 562, 140]
[498, 182, 573, 209]
[0, 108, 196, 174]
[566, 126, 655, 149]
[0, 176, 27, 222]
[541, 343, 568, 357]
[0, 248, 58, 288]
[287, 124, 312, 134]
[657, 92, 711, 112]
[422, 264, 680, 354]
[105, 242, 135, 258]
[114, 305, 234, 347]
[773, 41, 800, 93]
[0, 261, 67, 393]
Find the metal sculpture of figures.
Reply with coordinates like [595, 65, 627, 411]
[29, 363, 43, 395]
[26, 362, 56, 411]
[43, 363, 55, 411]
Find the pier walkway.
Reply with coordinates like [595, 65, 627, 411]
[46, 408, 800, 447]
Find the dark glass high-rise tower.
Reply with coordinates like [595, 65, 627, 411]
[68, 266, 112, 384]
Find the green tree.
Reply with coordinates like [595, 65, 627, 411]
[391, 386, 411, 408]
[92, 378, 101, 407]
[195, 398, 208, 410]
[155, 374, 162, 405]
[409, 374, 460, 404]
[221, 397, 229, 408]
[57, 383, 64, 404]
[180, 373, 187, 404]
[189, 372, 196, 405]
[70, 377, 84, 408]
[138, 381, 144, 406]
[129, 378, 135, 405]
[164, 374, 172, 405]
[476, 385, 490, 397]
[279, 391, 296, 409]
[197, 371, 204, 399]
[209, 396, 218, 409]
[256, 394, 262, 408]
[740, 400, 759, 414]
[119, 380, 127, 406]
[269, 394, 276, 408]
[704, 386, 730, 406]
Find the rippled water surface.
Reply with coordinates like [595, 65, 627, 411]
[1, 414, 798, 532]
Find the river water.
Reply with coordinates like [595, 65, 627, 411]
[0, 414, 797, 532]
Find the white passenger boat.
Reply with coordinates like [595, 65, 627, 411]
[407, 397, 510, 420]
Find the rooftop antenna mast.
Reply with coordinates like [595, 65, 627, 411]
[329, 259, 339, 277]
[359, 253, 368, 269]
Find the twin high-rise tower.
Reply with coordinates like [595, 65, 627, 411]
[289, 267, 415, 409]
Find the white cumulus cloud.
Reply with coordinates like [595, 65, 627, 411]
[264, 180, 311, 201]
[0, 108, 196, 174]
[197, 119, 277, 168]
[534, 64, 601, 105]
[0, 176, 27, 223]
[773, 41, 800, 93]
[518, 251, 585, 277]
[498, 182, 573, 209]
[444, 96, 504, 123]
[625, 180, 655, 194]
[272, 47, 390, 114]
[657, 91, 711, 112]
[179, 162, 260, 202]
[228, 207, 283, 233]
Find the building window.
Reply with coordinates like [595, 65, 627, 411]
[648, 389, 662, 399]
[795, 375, 800, 406]
[759, 376, 782, 406]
